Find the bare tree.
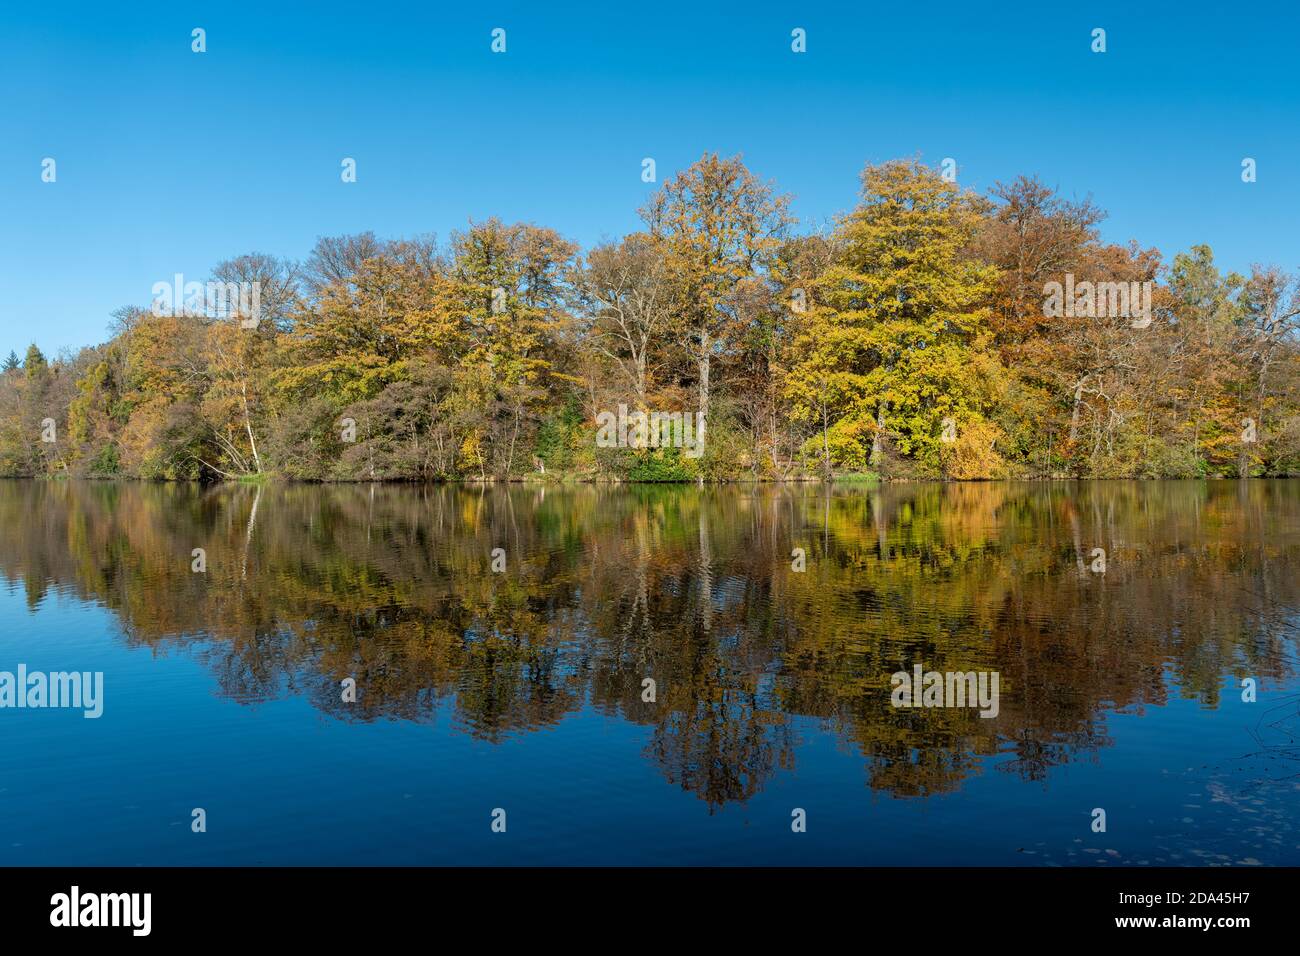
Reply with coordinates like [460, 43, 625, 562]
[573, 234, 672, 406]
[302, 232, 385, 295]
[210, 253, 301, 332]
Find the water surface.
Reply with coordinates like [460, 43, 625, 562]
[2, 479, 1298, 865]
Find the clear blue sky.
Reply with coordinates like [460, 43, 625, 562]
[2, 0, 1297, 356]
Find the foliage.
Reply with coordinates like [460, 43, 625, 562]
[2, 155, 1297, 482]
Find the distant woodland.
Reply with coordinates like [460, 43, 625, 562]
[3, 156, 1297, 482]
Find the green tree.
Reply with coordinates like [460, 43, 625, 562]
[24, 344, 48, 380]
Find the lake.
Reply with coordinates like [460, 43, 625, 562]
[1, 478, 1298, 865]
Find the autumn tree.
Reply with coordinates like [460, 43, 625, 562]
[786, 160, 1003, 477]
[641, 154, 793, 446]
[450, 220, 577, 477]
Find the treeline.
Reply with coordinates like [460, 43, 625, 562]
[2, 156, 1298, 482]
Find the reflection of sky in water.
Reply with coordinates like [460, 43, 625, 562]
[0, 480, 1297, 865]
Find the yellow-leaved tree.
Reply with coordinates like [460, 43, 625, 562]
[786, 160, 1006, 478]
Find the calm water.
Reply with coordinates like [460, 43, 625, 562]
[1, 479, 1298, 866]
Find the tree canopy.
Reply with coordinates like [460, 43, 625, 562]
[3, 155, 1297, 481]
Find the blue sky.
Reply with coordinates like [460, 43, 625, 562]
[2, 1, 1297, 356]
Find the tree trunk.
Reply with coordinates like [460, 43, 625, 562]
[699, 357, 709, 417]
[1069, 380, 1084, 444]
[870, 403, 886, 467]
[820, 399, 831, 479]
[240, 382, 262, 474]
[697, 330, 711, 442]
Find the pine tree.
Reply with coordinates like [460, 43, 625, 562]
[23, 344, 48, 380]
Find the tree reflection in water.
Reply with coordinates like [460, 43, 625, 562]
[1, 478, 1296, 811]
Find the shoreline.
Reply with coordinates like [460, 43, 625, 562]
[4, 474, 1296, 486]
